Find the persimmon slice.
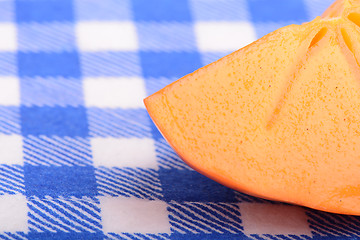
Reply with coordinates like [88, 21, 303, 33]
[144, 0, 360, 215]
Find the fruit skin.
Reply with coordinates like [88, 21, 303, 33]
[145, 0, 360, 215]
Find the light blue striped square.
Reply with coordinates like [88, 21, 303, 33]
[23, 136, 92, 166]
[191, 0, 250, 21]
[0, 52, 16, 76]
[137, 23, 197, 52]
[75, 0, 132, 20]
[18, 23, 75, 52]
[87, 108, 152, 138]
[80, 52, 141, 77]
[27, 196, 101, 232]
[0, 0, 14, 22]
[20, 77, 83, 107]
[0, 106, 20, 134]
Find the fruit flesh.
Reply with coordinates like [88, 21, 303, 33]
[145, 0, 360, 215]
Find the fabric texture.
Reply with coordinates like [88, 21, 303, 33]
[0, 0, 358, 239]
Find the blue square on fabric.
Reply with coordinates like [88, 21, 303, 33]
[132, 0, 192, 21]
[140, 52, 202, 78]
[16, 0, 74, 22]
[20, 106, 88, 137]
[20, 77, 84, 107]
[75, 0, 132, 21]
[247, 0, 307, 22]
[137, 23, 196, 52]
[81, 52, 141, 77]
[191, 0, 249, 21]
[18, 52, 80, 78]
[0, 0, 14, 22]
[27, 233, 104, 240]
[24, 165, 97, 197]
[18, 23, 76, 52]
[159, 168, 236, 202]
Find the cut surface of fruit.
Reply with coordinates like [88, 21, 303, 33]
[144, 0, 360, 215]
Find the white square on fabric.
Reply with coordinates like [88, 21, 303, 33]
[239, 202, 312, 235]
[84, 77, 146, 108]
[0, 23, 16, 51]
[76, 21, 138, 51]
[0, 77, 19, 105]
[0, 194, 28, 232]
[100, 196, 171, 234]
[0, 135, 23, 165]
[195, 21, 256, 52]
[91, 137, 157, 169]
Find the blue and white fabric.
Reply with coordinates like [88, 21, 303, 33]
[0, 0, 358, 239]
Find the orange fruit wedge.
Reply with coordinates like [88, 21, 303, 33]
[144, 0, 360, 215]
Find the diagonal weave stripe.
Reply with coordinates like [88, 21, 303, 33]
[0, 107, 20, 135]
[88, 108, 152, 138]
[23, 136, 92, 166]
[105, 233, 170, 240]
[18, 22, 75, 52]
[81, 52, 141, 77]
[137, 23, 196, 52]
[0, 232, 27, 240]
[0, 53, 16, 75]
[95, 167, 163, 200]
[21, 77, 83, 107]
[168, 202, 243, 234]
[27, 196, 101, 233]
[0, 165, 25, 195]
[190, 0, 250, 21]
[247, 234, 312, 240]
[306, 210, 360, 237]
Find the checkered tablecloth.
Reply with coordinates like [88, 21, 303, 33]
[0, 0, 359, 239]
